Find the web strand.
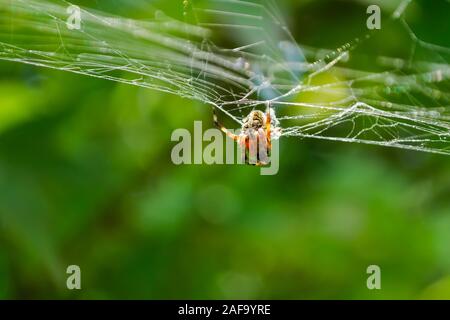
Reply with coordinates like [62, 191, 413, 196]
[0, 0, 449, 155]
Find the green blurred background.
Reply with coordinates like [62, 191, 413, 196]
[0, 0, 449, 299]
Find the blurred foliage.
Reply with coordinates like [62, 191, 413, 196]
[0, 0, 449, 299]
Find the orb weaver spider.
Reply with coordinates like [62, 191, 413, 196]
[213, 104, 281, 166]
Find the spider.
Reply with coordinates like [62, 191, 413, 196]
[213, 104, 281, 166]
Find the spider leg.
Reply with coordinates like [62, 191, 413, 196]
[237, 134, 248, 164]
[265, 103, 272, 150]
[213, 107, 239, 141]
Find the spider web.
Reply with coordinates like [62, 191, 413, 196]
[0, 0, 449, 155]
